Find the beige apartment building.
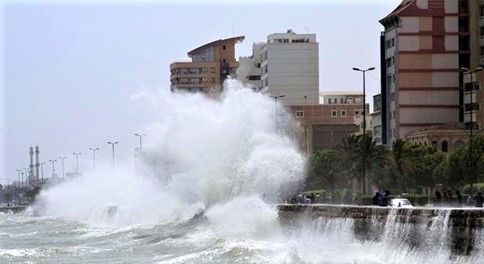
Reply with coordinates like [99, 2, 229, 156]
[389, 0, 484, 152]
[379, 0, 470, 145]
[237, 30, 319, 105]
[170, 36, 244, 98]
[467, 0, 484, 132]
[290, 92, 368, 153]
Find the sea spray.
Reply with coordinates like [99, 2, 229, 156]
[34, 79, 306, 227]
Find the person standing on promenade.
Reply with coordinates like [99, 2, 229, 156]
[475, 192, 484, 208]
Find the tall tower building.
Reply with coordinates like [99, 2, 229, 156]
[466, 0, 484, 131]
[29, 146, 34, 185]
[170, 36, 244, 98]
[259, 30, 319, 105]
[35, 145, 40, 181]
[379, 0, 470, 145]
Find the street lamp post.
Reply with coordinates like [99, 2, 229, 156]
[49, 159, 57, 178]
[352, 67, 375, 195]
[40, 162, 45, 182]
[20, 170, 25, 187]
[22, 168, 29, 187]
[59, 156, 67, 178]
[89, 147, 99, 169]
[134, 133, 146, 149]
[461, 66, 483, 193]
[72, 152, 81, 173]
[107, 141, 119, 168]
[15, 169, 21, 187]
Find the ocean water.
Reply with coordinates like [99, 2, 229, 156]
[1, 81, 483, 263]
[2, 204, 484, 264]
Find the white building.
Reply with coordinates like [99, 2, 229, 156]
[237, 43, 264, 90]
[319, 91, 364, 106]
[255, 30, 319, 105]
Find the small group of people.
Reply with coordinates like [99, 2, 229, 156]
[372, 190, 391, 206]
[289, 193, 315, 204]
[435, 190, 483, 207]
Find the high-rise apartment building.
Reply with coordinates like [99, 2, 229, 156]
[170, 36, 244, 98]
[258, 30, 319, 105]
[237, 43, 263, 90]
[379, 0, 470, 145]
[368, 94, 383, 145]
[467, 0, 484, 131]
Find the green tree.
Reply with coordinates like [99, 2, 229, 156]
[337, 134, 389, 195]
[307, 149, 342, 190]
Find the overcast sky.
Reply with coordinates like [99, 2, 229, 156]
[0, 0, 401, 183]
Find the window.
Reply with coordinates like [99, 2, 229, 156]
[355, 111, 359, 116]
[480, 26, 484, 37]
[222, 45, 226, 50]
[386, 58, 392, 68]
[328, 98, 331, 104]
[340, 98, 344, 104]
[332, 110, 337, 117]
[481, 46, 484, 56]
[441, 141, 448, 153]
[481, 5, 484, 16]
[248, 75, 261, 81]
[341, 110, 346, 117]
[295, 111, 304, 118]
[210, 78, 215, 82]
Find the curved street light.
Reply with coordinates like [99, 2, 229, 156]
[352, 67, 375, 195]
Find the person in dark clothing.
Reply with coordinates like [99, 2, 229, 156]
[380, 190, 390, 206]
[475, 192, 484, 208]
[443, 192, 449, 203]
[435, 190, 442, 204]
[456, 190, 463, 205]
[373, 192, 380, 206]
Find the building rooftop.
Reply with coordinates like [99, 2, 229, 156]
[187, 36, 245, 56]
[320, 91, 363, 96]
[379, 0, 414, 26]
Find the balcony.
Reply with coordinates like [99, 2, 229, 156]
[464, 82, 479, 92]
[464, 103, 480, 112]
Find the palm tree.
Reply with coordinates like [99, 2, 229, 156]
[338, 134, 389, 195]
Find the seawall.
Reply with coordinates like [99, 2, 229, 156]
[277, 204, 484, 255]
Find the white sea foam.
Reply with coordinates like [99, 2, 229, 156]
[34, 79, 305, 228]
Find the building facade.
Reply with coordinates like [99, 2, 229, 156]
[319, 91, 364, 107]
[379, 0, 470, 145]
[370, 94, 383, 144]
[290, 92, 368, 153]
[170, 36, 244, 98]
[237, 43, 263, 90]
[259, 30, 319, 105]
[466, 0, 484, 132]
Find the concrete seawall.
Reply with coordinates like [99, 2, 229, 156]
[0, 205, 27, 213]
[277, 204, 484, 255]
